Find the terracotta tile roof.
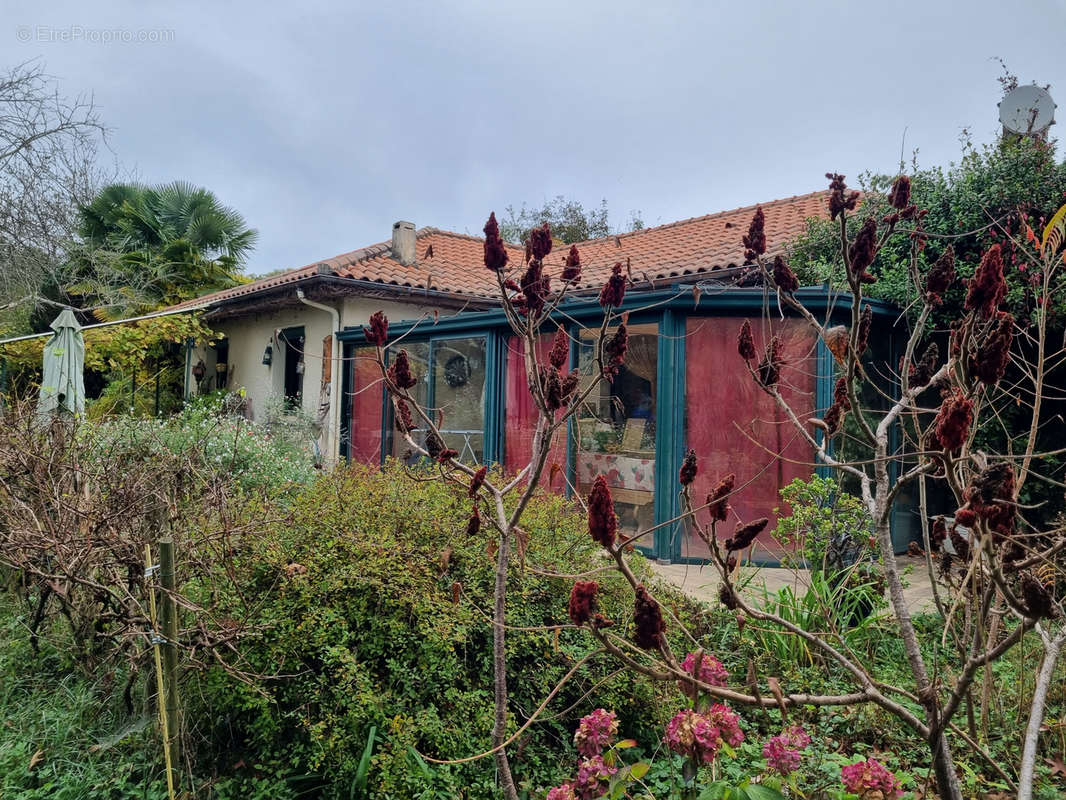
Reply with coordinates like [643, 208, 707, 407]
[556, 190, 829, 292]
[175, 191, 828, 310]
[333, 230, 524, 295]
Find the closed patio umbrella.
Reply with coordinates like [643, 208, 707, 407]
[38, 309, 86, 420]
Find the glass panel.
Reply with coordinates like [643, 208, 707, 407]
[349, 346, 383, 465]
[389, 338, 487, 464]
[574, 323, 658, 547]
[390, 341, 430, 461]
[504, 334, 568, 491]
[683, 317, 817, 562]
[433, 337, 487, 463]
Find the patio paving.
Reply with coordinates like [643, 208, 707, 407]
[650, 555, 940, 615]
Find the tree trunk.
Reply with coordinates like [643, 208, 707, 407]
[874, 515, 963, 800]
[492, 528, 518, 800]
[1018, 628, 1066, 800]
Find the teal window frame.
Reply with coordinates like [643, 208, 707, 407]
[381, 332, 500, 465]
[338, 285, 900, 564]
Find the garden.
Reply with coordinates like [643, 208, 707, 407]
[2, 153, 1066, 800]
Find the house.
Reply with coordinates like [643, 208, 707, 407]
[180, 193, 911, 564]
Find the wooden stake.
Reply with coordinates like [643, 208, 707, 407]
[145, 544, 177, 800]
[159, 538, 181, 793]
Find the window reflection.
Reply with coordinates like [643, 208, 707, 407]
[575, 323, 658, 546]
[389, 337, 486, 464]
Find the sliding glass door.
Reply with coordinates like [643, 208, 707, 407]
[389, 336, 487, 463]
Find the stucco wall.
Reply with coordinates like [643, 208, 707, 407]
[187, 292, 445, 460]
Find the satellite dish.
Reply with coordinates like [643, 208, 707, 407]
[999, 84, 1056, 137]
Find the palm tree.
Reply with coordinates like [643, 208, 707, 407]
[71, 181, 258, 314]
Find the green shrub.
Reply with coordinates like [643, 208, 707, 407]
[81, 390, 317, 493]
[771, 476, 874, 573]
[187, 461, 684, 799]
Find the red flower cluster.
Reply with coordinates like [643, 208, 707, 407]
[602, 323, 628, 381]
[549, 328, 569, 369]
[726, 518, 768, 552]
[599, 262, 627, 308]
[823, 376, 851, 436]
[587, 475, 617, 548]
[468, 465, 488, 497]
[706, 474, 735, 522]
[772, 255, 799, 293]
[425, 432, 444, 460]
[743, 206, 766, 262]
[950, 522, 971, 561]
[737, 320, 757, 360]
[757, 336, 782, 388]
[931, 516, 948, 548]
[519, 258, 550, 316]
[569, 581, 599, 626]
[387, 350, 418, 389]
[1020, 573, 1056, 619]
[826, 173, 860, 221]
[540, 365, 580, 412]
[679, 450, 698, 487]
[966, 462, 1016, 538]
[847, 217, 879, 283]
[965, 244, 1007, 318]
[483, 212, 509, 272]
[934, 389, 973, 452]
[970, 311, 1013, 386]
[887, 175, 911, 210]
[562, 244, 582, 283]
[395, 398, 414, 433]
[633, 585, 665, 650]
[466, 507, 481, 536]
[926, 246, 956, 304]
[365, 311, 388, 346]
[529, 222, 553, 261]
[910, 342, 939, 387]
[437, 448, 459, 463]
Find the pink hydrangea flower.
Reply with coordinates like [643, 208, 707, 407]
[840, 757, 903, 798]
[573, 708, 619, 757]
[573, 754, 617, 799]
[663, 705, 744, 763]
[762, 725, 810, 776]
[680, 651, 729, 693]
[546, 783, 578, 800]
[706, 703, 744, 747]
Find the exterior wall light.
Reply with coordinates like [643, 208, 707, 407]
[262, 344, 273, 366]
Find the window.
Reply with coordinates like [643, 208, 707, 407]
[389, 336, 487, 463]
[280, 326, 305, 404]
[574, 323, 659, 546]
[213, 339, 229, 391]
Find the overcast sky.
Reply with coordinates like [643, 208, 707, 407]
[6, 0, 1065, 276]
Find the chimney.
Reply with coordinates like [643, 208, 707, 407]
[392, 220, 416, 267]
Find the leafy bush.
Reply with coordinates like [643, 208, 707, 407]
[772, 476, 874, 573]
[82, 390, 317, 492]
[187, 461, 683, 799]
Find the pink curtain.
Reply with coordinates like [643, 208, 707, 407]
[349, 347, 384, 465]
[684, 317, 818, 559]
[504, 335, 568, 493]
